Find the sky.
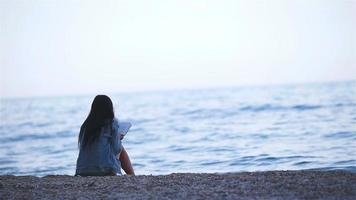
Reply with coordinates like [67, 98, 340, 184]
[0, 0, 355, 97]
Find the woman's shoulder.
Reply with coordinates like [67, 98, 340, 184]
[112, 117, 119, 123]
[111, 117, 119, 128]
[105, 117, 118, 124]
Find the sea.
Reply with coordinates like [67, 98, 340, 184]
[0, 81, 355, 176]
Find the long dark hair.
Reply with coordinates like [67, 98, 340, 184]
[78, 95, 115, 148]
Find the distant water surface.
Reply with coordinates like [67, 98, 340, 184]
[0, 81, 355, 176]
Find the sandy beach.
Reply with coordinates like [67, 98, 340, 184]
[0, 170, 355, 199]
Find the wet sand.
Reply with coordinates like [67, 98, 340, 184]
[1, 170, 355, 199]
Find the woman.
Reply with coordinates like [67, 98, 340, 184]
[75, 95, 135, 176]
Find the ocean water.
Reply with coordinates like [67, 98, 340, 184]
[0, 81, 355, 176]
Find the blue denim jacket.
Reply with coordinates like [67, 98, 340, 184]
[75, 118, 122, 176]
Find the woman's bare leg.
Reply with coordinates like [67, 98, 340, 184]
[118, 146, 135, 175]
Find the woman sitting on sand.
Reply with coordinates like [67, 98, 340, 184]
[75, 95, 135, 176]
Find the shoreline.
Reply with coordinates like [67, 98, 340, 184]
[1, 170, 355, 199]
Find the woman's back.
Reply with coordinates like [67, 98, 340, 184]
[76, 118, 122, 176]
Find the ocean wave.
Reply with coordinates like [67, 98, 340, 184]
[333, 160, 356, 165]
[293, 161, 314, 166]
[239, 104, 322, 112]
[0, 130, 76, 143]
[324, 131, 356, 139]
[178, 103, 353, 119]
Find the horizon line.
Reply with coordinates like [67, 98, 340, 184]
[1, 79, 355, 100]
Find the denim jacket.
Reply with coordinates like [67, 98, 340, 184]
[75, 118, 122, 176]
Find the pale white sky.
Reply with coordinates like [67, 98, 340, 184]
[0, 0, 355, 97]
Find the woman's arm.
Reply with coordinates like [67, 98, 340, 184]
[119, 146, 135, 175]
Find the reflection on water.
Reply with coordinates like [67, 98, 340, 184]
[0, 81, 355, 176]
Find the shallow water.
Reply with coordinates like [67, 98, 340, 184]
[0, 81, 355, 176]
